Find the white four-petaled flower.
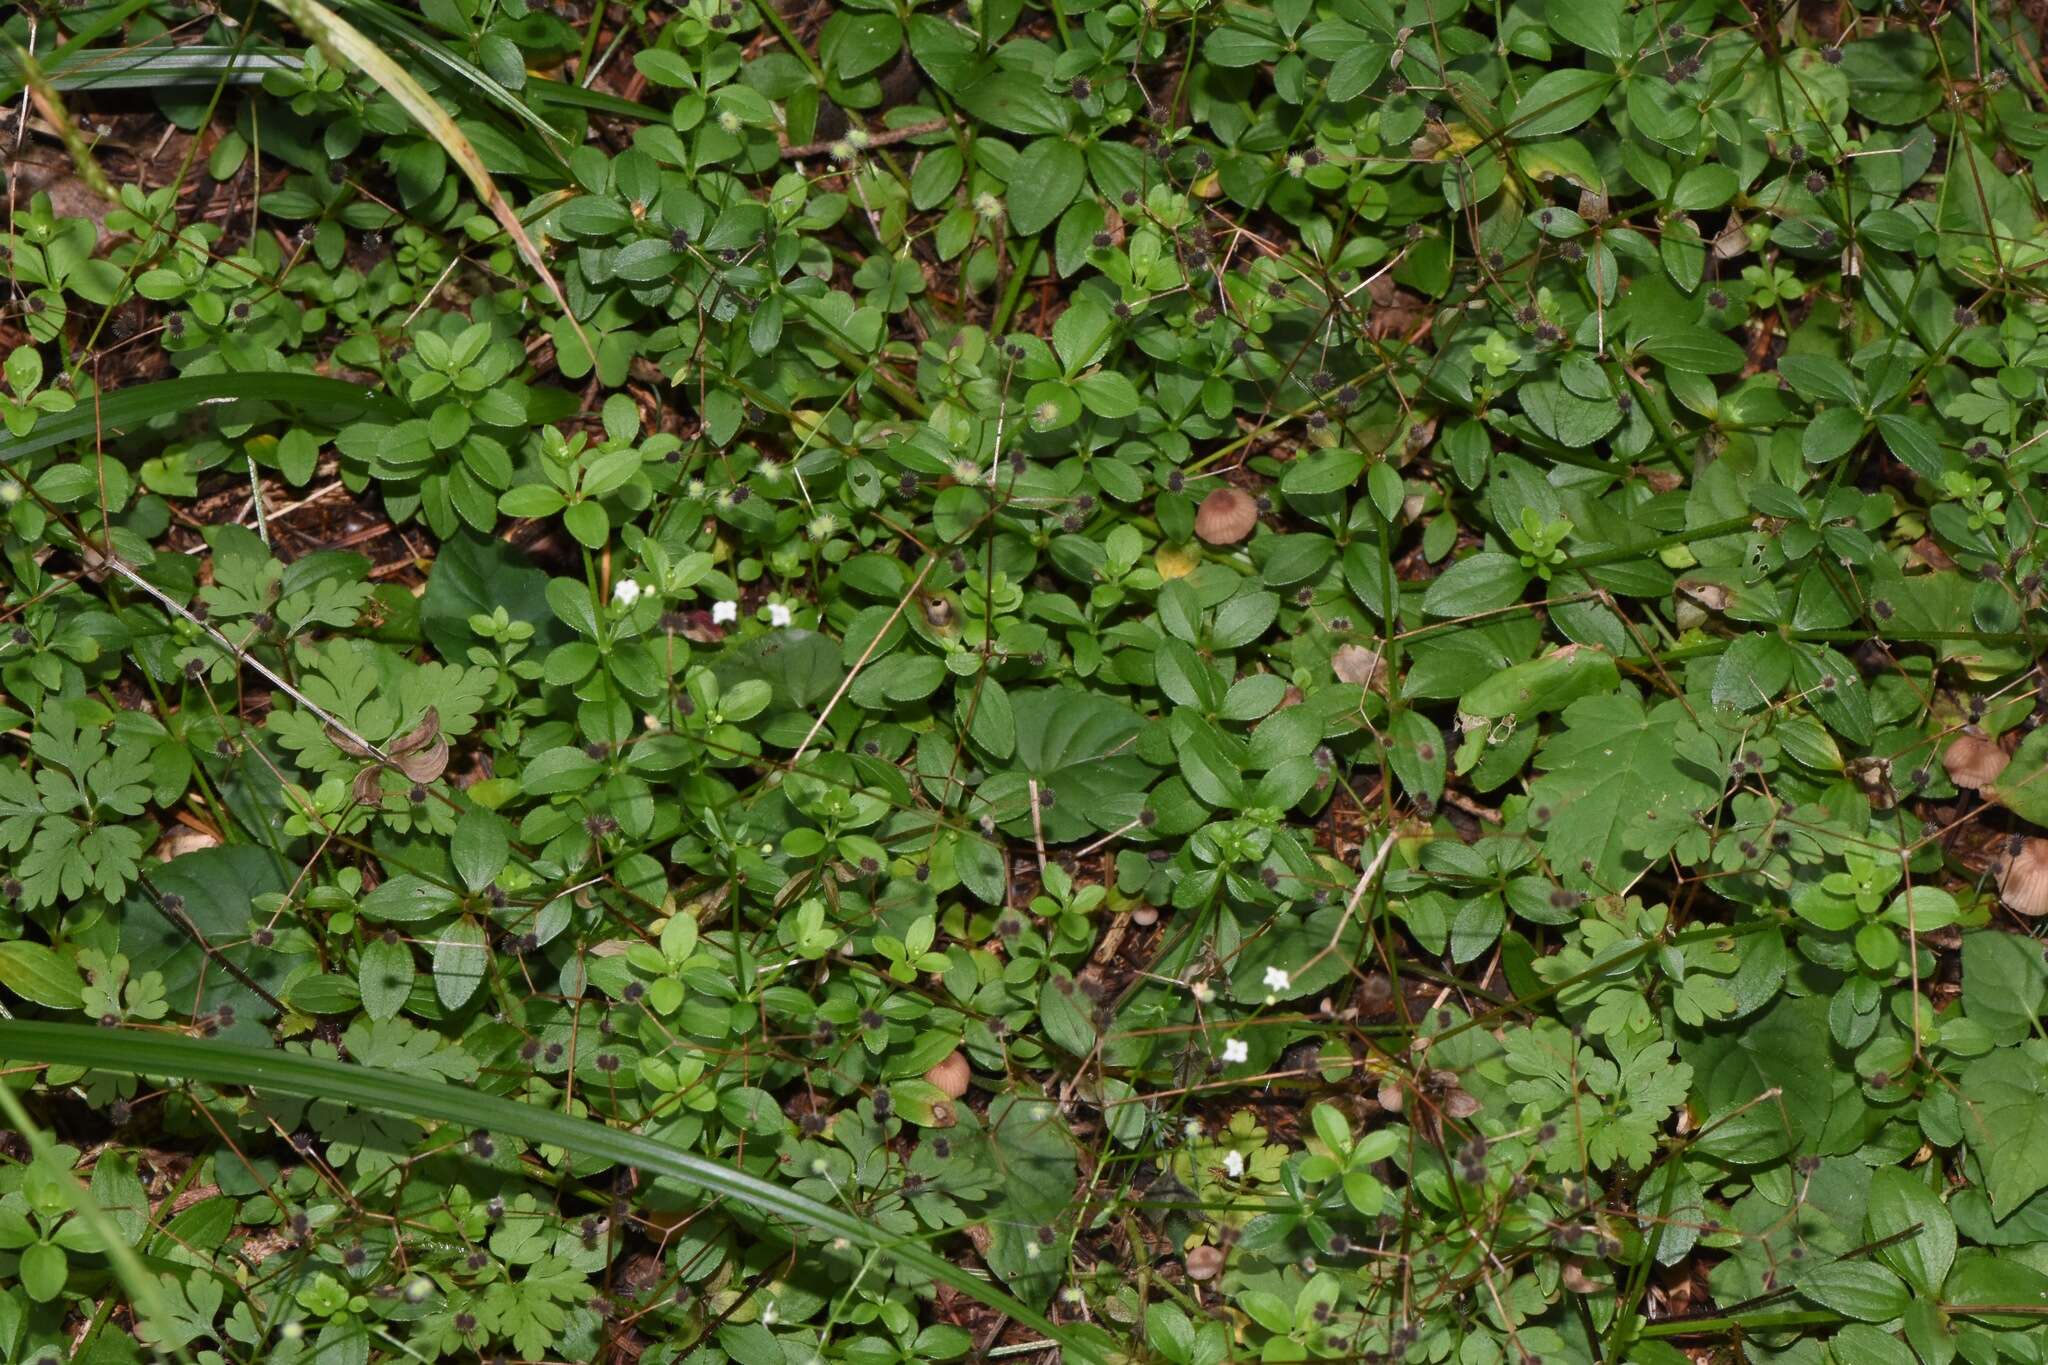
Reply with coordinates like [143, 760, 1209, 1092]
[711, 600, 738, 624]
[611, 579, 644, 607]
[1263, 966, 1291, 993]
[768, 603, 792, 627]
[1221, 1038, 1249, 1065]
[1222, 1150, 1245, 1178]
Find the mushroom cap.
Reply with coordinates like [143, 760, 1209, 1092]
[1945, 733, 2009, 791]
[1999, 837, 2048, 917]
[924, 1050, 971, 1099]
[1195, 487, 1259, 545]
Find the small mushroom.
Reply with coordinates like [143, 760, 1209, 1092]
[1195, 487, 1258, 545]
[1185, 1244, 1225, 1281]
[1998, 837, 2048, 917]
[924, 1051, 971, 1100]
[1945, 733, 2009, 791]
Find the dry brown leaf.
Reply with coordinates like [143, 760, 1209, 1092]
[397, 735, 451, 784]
[1332, 645, 1387, 691]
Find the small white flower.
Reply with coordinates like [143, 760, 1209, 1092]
[1221, 1038, 1249, 1065]
[1222, 1150, 1245, 1179]
[1182, 1118, 1204, 1142]
[711, 600, 738, 624]
[1263, 966, 1292, 993]
[611, 579, 643, 607]
[768, 603, 793, 628]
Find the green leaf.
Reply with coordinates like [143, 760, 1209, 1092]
[1511, 69, 1615, 137]
[1959, 1042, 2048, 1220]
[20, 1240, 66, 1301]
[1038, 972, 1096, 1056]
[1640, 327, 1746, 375]
[358, 934, 416, 1022]
[1459, 644, 1617, 719]
[1683, 994, 1836, 1151]
[1527, 692, 1723, 892]
[0, 1022, 1103, 1361]
[1422, 552, 1532, 617]
[955, 70, 1069, 136]
[451, 806, 509, 892]
[975, 689, 1150, 841]
[1865, 1167, 1955, 1294]
[1518, 379, 1621, 446]
[1280, 448, 1366, 495]
[0, 942, 84, 1009]
[1007, 139, 1086, 236]
[121, 848, 291, 1033]
[1546, 0, 1626, 58]
[432, 916, 488, 1010]
[1944, 1251, 2048, 1326]
[1801, 408, 1865, 464]
[1796, 1260, 1909, 1321]
[1962, 932, 2047, 1047]
[820, 11, 902, 81]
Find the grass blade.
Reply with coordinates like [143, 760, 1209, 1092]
[523, 76, 668, 123]
[326, 0, 574, 155]
[0, 0, 153, 103]
[260, 0, 599, 372]
[0, 45, 301, 90]
[0, 1021, 1103, 1362]
[0, 373, 399, 466]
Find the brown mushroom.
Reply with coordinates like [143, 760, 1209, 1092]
[1185, 1244, 1225, 1281]
[924, 1051, 971, 1100]
[1945, 733, 2009, 791]
[1195, 487, 1258, 545]
[1998, 837, 2048, 917]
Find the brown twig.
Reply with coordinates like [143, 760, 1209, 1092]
[780, 117, 951, 160]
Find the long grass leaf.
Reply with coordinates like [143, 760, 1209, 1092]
[0, 0, 153, 103]
[260, 0, 599, 372]
[0, 1022, 1104, 1362]
[1, 45, 302, 91]
[524, 77, 667, 122]
[0, 373, 399, 466]
[325, 0, 573, 154]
